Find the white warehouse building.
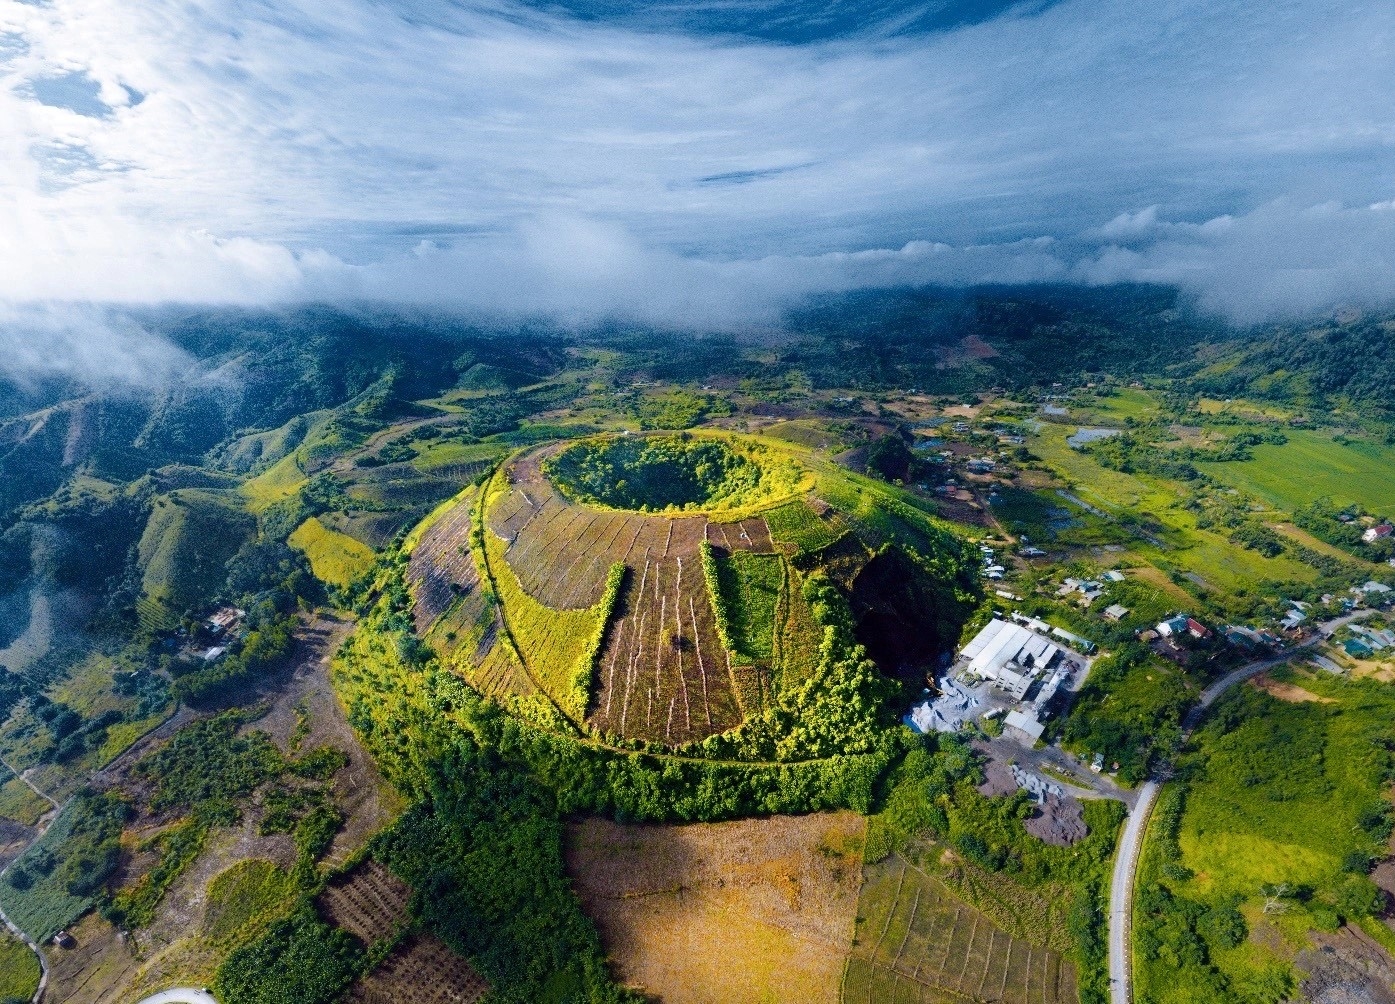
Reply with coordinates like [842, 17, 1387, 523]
[962, 617, 1063, 676]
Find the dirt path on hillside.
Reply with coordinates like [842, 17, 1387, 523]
[45, 612, 400, 1004]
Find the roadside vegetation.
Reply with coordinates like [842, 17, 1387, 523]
[1135, 672, 1395, 1003]
[0, 931, 41, 1003]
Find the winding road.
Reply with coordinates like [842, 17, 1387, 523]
[1107, 610, 1377, 1004]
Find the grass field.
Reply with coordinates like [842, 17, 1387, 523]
[0, 802, 94, 941]
[713, 550, 782, 662]
[1201, 429, 1395, 514]
[240, 451, 309, 514]
[773, 564, 823, 691]
[0, 932, 41, 1002]
[811, 466, 953, 556]
[568, 813, 865, 1004]
[1029, 424, 1321, 588]
[0, 775, 50, 826]
[765, 499, 844, 554]
[1079, 387, 1163, 422]
[410, 439, 504, 472]
[47, 656, 132, 718]
[1196, 398, 1297, 421]
[136, 490, 255, 627]
[843, 853, 1077, 1004]
[481, 497, 605, 721]
[1135, 671, 1395, 1002]
[289, 516, 377, 587]
[202, 859, 297, 946]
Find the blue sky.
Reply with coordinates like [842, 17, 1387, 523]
[0, 0, 1392, 330]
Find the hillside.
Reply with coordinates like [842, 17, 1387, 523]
[405, 430, 978, 758]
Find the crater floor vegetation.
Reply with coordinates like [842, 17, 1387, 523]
[543, 433, 805, 514]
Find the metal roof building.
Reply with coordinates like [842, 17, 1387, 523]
[960, 618, 1062, 681]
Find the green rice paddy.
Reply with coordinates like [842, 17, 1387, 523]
[1200, 430, 1395, 514]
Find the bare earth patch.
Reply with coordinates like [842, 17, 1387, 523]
[1298, 924, 1395, 1004]
[241, 613, 402, 863]
[567, 812, 865, 1004]
[1250, 673, 1334, 704]
[1024, 795, 1088, 847]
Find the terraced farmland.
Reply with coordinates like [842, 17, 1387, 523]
[842, 854, 1078, 1004]
[404, 430, 976, 751]
[590, 538, 741, 744]
[481, 443, 780, 742]
[406, 487, 536, 700]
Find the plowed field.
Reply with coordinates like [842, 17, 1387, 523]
[347, 934, 489, 1004]
[841, 854, 1078, 1004]
[317, 860, 411, 946]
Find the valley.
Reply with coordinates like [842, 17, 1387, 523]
[0, 298, 1391, 1004]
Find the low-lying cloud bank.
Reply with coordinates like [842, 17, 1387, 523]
[8, 198, 1393, 331]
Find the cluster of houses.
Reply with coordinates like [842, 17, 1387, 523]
[1221, 582, 1393, 654]
[1275, 583, 1392, 633]
[1344, 623, 1395, 658]
[198, 606, 246, 663]
[1055, 570, 1126, 608]
[979, 544, 1007, 581]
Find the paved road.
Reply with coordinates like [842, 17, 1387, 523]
[134, 990, 217, 1004]
[1107, 610, 1377, 1004]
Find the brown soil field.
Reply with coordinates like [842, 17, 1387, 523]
[408, 489, 480, 632]
[347, 934, 489, 1004]
[452, 445, 783, 743]
[318, 859, 411, 945]
[1249, 673, 1333, 704]
[589, 542, 742, 745]
[567, 812, 865, 1004]
[843, 853, 1078, 1004]
[406, 489, 524, 699]
[1297, 923, 1395, 1004]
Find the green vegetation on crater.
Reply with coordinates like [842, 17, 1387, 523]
[543, 434, 802, 513]
[705, 545, 781, 663]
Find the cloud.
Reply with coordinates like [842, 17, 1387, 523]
[1075, 198, 1395, 323]
[0, 0, 1391, 329]
[0, 302, 190, 389]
